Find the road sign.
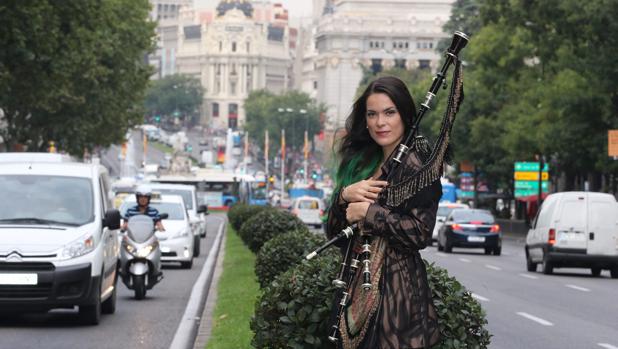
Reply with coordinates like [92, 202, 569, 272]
[515, 180, 549, 190]
[515, 188, 548, 197]
[514, 171, 549, 181]
[514, 162, 549, 172]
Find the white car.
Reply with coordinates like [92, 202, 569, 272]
[121, 194, 194, 269]
[431, 202, 470, 246]
[290, 196, 325, 229]
[525, 191, 618, 277]
[0, 156, 121, 324]
[142, 183, 208, 256]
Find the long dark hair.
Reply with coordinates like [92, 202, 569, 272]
[334, 76, 417, 192]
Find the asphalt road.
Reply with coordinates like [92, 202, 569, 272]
[423, 235, 618, 349]
[0, 215, 225, 349]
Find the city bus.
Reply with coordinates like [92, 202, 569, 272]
[239, 173, 268, 206]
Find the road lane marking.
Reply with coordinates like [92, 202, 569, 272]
[459, 258, 471, 263]
[598, 344, 618, 349]
[485, 264, 502, 271]
[565, 284, 590, 292]
[516, 312, 553, 326]
[471, 293, 489, 302]
[519, 273, 539, 279]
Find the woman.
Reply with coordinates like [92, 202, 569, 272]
[327, 76, 441, 349]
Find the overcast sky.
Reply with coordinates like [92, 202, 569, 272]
[195, 0, 314, 19]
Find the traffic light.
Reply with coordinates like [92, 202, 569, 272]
[185, 144, 193, 153]
[154, 115, 161, 123]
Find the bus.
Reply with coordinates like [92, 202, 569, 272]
[239, 173, 268, 206]
[152, 169, 249, 210]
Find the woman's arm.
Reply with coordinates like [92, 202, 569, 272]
[362, 185, 440, 252]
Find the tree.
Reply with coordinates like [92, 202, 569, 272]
[0, 0, 155, 155]
[244, 89, 326, 155]
[144, 74, 205, 127]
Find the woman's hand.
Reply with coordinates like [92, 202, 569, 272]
[346, 202, 371, 224]
[342, 179, 388, 203]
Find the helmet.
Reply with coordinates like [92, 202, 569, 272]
[135, 186, 152, 201]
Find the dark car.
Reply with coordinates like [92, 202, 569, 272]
[437, 209, 502, 255]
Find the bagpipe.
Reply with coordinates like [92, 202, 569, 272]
[305, 31, 469, 345]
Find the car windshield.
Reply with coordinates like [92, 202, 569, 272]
[451, 210, 494, 224]
[154, 189, 193, 210]
[437, 205, 465, 217]
[0, 175, 94, 226]
[298, 200, 319, 210]
[120, 201, 186, 220]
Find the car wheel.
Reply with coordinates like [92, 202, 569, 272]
[610, 267, 618, 279]
[493, 246, 502, 256]
[484, 247, 492, 255]
[79, 279, 102, 325]
[193, 235, 201, 257]
[541, 254, 553, 275]
[591, 267, 602, 277]
[437, 240, 444, 252]
[181, 259, 193, 269]
[444, 239, 452, 253]
[526, 250, 537, 272]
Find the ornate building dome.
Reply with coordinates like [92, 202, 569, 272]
[216, 0, 253, 18]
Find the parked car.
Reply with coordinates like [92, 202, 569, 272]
[120, 194, 194, 269]
[437, 209, 502, 255]
[431, 202, 470, 246]
[525, 191, 618, 277]
[0, 159, 121, 324]
[290, 196, 325, 229]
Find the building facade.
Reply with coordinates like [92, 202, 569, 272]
[310, 0, 455, 130]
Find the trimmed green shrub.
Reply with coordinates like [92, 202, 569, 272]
[251, 250, 340, 349]
[239, 209, 308, 253]
[252, 257, 491, 349]
[228, 204, 271, 232]
[255, 230, 327, 288]
[427, 262, 492, 348]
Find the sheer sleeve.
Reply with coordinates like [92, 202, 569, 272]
[362, 184, 440, 253]
[325, 189, 349, 248]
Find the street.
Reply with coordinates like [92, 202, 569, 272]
[0, 215, 224, 349]
[423, 236, 618, 349]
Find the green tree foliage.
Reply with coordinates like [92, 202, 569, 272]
[0, 0, 155, 155]
[144, 73, 204, 126]
[244, 89, 326, 153]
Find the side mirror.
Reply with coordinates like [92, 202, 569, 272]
[159, 213, 169, 220]
[197, 204, 208, 214]
[437, 217, 445, 223]
[104, 209, 121, 230]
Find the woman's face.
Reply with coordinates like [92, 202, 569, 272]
[365, 93, 405, 154]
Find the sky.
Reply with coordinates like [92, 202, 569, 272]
[194, 0, 314, 19]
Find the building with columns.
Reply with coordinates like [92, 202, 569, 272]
[310, 0, 454, 130]
[173, 0, 293, 129]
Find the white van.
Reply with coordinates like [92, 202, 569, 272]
[525, 191, 618, 277]
[0, 161, 121, 324]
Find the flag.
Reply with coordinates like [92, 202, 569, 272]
[281, 129, 285, 161]
[303, 130, 308, 160]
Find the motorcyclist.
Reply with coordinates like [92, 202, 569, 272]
[122, 186, 165, 231]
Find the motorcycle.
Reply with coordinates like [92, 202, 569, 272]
[119, 214, 166, 299]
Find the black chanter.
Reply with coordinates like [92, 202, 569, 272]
[306, 31, 469, 344]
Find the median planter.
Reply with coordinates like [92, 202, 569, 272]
[228, 204, 271, 232]
[239, 209, 308, 254]
[252, 257, 491, 349]
[255, 229, 326, 289]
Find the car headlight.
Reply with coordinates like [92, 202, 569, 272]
[60, 234, 95, 260]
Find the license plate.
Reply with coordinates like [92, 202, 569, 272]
[467, 236, 485, 243]
[0, 273, 38, 285]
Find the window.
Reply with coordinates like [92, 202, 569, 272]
[230, 81, 236, 95]
[313, 81, 318, 90]
[371, 58, 383, 74]
[395, 59, 406, 69]
[219, 41, 222, 52]
[246, 42, 250, 52]
[418, 59, 430, 70]
[212, 103, 219, 117]
[232, 42, 237, 52]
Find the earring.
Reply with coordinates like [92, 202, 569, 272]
[366, 125, 369, 129]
